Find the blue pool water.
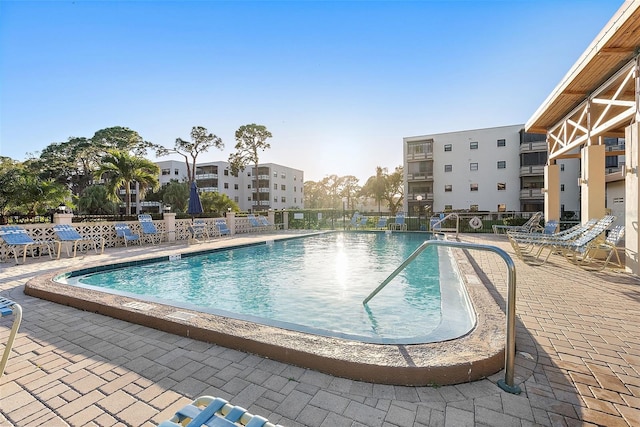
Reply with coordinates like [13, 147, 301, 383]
[58, 232, 475, 344]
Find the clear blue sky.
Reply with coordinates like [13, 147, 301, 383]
[0, 0, 623, 182]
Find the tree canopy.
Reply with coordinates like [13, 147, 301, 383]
[156, 126, 224, 184]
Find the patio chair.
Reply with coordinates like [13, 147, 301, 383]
[189, 219, 210, 243]
[258, 215, 275, 231]
[215, 219, 231, 236]
[159, 395, 283, 427]
[347, 212, 361, 230]
[138, 214, 165, 245]
[492, 211, 543, 235]
[53, 224, 105, 258]
[0, 296, 22, 381]
[577, 224, 625, 271]
[247, 214, 265, 232]
[376, 217, 388, 229]
[114, 223, 141, 247]
[536, 215, 616, 264]
[355, 216, 368, 229]
[390, 212, 406, 231]
[0, 225, 55, 264]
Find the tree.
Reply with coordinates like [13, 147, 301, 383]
[384, 166, 404, 216]
[340, 175, 361, 211]
[77, 185, 118, 214]
[320, 174, 344, 210]
[94, 150, 160, 215]
[91, 126, 153, 157]
[228, 124, 272, 211]
[16, 177, 70, 215]
[156, 126, 224, 184]
[200, 192, 239, 215]
[162, 180, 190, 213]
[361, 166, 388, 213]
[0, 158, 25, 220]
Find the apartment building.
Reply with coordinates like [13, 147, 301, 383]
[156, 160, 304, 212]
[403, 125, 581, 215]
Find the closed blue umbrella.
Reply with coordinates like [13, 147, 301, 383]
[188, 181, 203, 218]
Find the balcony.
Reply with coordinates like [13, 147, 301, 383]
[407, 174, 434, 182]
[407, 193, 434, 201]
[520, 188, 543, 199]
[519, 141, 547, 153]
[519, 165, 545, 176]
[195, 173, 218, 179]
[406, 152, 433, 161]
[200, 187, 218, 193]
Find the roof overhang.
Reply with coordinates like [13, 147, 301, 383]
[526, 1, 640, 135]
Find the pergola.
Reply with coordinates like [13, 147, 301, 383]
[525, 1, 640, 274]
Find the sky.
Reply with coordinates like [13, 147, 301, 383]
[0, 0, 624, 183]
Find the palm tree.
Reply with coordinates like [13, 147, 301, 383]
[94, 150, 160, 215]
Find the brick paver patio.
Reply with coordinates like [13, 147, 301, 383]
[1, 233, 639, 426]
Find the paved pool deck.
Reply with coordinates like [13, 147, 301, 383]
[1, 232, 639, 426]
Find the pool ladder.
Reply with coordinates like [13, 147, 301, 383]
[362, 240, 521, 395]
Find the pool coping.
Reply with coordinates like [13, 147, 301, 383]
[24, 232, 506, 386]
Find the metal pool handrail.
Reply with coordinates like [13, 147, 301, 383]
[362, 240, 521, 394]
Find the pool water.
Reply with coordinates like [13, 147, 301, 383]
[59, 232, 475, 343]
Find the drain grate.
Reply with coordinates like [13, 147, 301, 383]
[167, 311, 197, 321]
[122, 301, 155, 311]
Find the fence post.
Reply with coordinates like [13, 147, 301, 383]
[226, 212, 236, 235]
[163, 213, 176, 242]
[53, 213, 73, 225]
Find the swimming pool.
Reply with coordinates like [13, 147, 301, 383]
[55, 232, 475, 344]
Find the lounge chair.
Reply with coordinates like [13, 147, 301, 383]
[492, 212, 543, 235]
[356, 216, 368, 229]
[247, 214, 265, 232]
[535, 215, 616, 264]
[390, 212, 406, 231]
[159, 395, 283, 427]
[189, 219, 210, 242]
[376, 217, 388, 229]
[0, 225, 55, 264]
[215, 219, 231, 236]
[114, 223, 141, 247]
[258, 215, 275, 231]
[138, 214, 165, 245]
[0, 296, 22, 381]
[53, 224, 104, 258]
[577, 224, 625, 271]
[347, 212, 361, 230]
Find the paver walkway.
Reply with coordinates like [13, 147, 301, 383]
[0, 232, 639, 426]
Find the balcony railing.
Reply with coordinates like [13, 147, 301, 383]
[520, 188, 543, 199]
[407, 174, 433, 181]
[195, 173, 218, 179]
[519, 141, 547, 152]
[519, 165, 545, 176]
[407, 193, 434, 201]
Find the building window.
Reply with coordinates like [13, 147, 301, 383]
[247, 172, 251, 176]
[294, 176, 297, 181]
[224, 169, 229, 176]
[224, 183, 229, 189]
[294, 186, 297, 192]
[497, 139, 506, 147]
[444, 144, 452, 152]
[497, 161, 506, 169]
[470, 163, 478, 171]
[445, 184, 452, 192]
[281, 196, 286, 203]
[444, 164, 452, 172]
[281, 173, 286, 179]
[470, 204, 478, 211]
[274, 183, 278, 190]
[560, 164, 565, 171]
[444, 204, 452, 211]
[174, 169, 179, 175]
[498, 204, 506, 212]
[470, 183, 478, 191]
[234, 196, 239, 202]
[247, 197, 251, 201]
[273, 171, 278, 177]
[274, 197, 278, 202]
[294, 198, 297, 203]
[234, 184, 239, 190]
[161, 169, 170, 176]
[470, 141, 478, 149]
[561, 184, 565, 191]
[497, 183, 506, 191]
[247, 184, 251, 189]
[281, 184, 286, 190]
